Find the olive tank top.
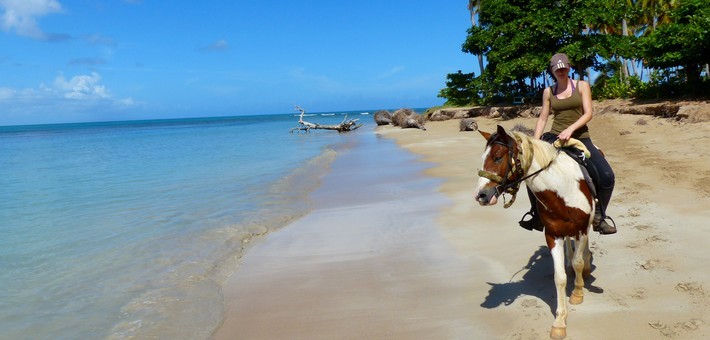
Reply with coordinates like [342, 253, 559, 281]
[549, 81, 589, 139]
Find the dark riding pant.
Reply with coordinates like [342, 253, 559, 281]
[578, 137, 615, 216]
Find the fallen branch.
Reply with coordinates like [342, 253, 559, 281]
[290, 106, 363, 133]
[391, 108, 427, 130]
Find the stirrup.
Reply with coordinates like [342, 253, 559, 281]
[594, 216, 617, 235]
[518, 212, 543, 232]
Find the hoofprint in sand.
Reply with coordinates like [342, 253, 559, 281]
[377, 114, 709, 339]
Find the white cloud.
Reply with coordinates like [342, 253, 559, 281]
[0, 87, 16, 100]
[0, 72, 137, 125]
[0, 0, 62, 39]
[200, 39, 229, 52]
[375, 66, 406, 79]
[54, 72, 110, 99]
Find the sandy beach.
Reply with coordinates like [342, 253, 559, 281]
[215, 111, 710, 339]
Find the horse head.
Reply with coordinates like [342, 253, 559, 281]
[474, 125, 523, 206]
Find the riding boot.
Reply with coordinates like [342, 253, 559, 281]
[593, 189, 617, 235]
[519, 188, 544, 232]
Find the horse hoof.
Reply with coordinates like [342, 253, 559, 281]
[550, 326, 567, 339]
[569, 292, 584, 305]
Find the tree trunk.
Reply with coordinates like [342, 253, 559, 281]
[470, 1, 485, 75]
[685, 64, 701, 95]
[621, 19, 630, 84]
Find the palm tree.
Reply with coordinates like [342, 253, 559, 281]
[640, 0, 678, 31]
[468, 0, 485, 76]
[637, 0, 679, 79]
[620, 0, 639, 81]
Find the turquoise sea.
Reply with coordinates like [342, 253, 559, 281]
[0, 110, 387, 339]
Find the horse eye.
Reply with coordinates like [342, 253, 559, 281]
[494, 156, 503, 163]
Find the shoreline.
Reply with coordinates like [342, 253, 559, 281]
[215, 114, 710, 339]
[214, 126, 497, 338]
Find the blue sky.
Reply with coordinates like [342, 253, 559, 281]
[0, 1, 477, 126]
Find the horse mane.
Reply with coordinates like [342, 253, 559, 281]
[512, 132, 558, 170]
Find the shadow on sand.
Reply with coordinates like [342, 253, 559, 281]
[480, 246, 603, 315]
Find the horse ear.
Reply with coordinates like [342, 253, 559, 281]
[478, 130, 491, 140]
[496, 125, 510, 141]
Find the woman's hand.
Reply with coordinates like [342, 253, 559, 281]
[557, 128, 574, 143]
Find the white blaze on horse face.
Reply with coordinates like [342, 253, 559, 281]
[527, 155, 592, 213]
[475, 146, 497, 205]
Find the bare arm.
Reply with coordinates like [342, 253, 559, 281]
[557, 80, 593, 142]
[534, 87, 552, 139]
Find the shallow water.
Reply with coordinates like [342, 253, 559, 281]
[0, 112, 377, 339]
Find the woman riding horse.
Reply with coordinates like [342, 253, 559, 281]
[519, 53, 617, 235]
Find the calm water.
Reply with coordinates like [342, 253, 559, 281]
[0, 111, 377, 339]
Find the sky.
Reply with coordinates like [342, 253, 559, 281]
[0, 0, 478, 126]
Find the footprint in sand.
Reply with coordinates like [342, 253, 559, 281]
[589, 241, 607, 256]
[520, 298, 545, 320]
[649, 319, 705, 338]
[676, 282, 707, 303]
[636, 258, 673, 272]
[681, 319, 705, 331]
[616, 189, 638, 202]
[520, 298, 540, 308]
[509, 328, 546, 340]
[626, 234, 668, 249]
[607, 291, 630, 307]
[638, 259, 656, 270]
[625, 207, 641, 217]
[631, 287, 647, 300]
[632, 223, 652, 231]
[649, 321, 679, 337]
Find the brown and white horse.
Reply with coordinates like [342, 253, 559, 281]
[474, 125, 593, 339]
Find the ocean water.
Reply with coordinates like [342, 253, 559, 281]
[0, 111, 379, 339]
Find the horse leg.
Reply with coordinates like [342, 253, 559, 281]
[550, 239, 568, 339]
[569, 234, 589, 305]
[564, 237, 573, 269]
[582, 234, 592, 279]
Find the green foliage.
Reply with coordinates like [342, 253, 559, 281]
[643, 0, 710, 92]
[437, 71, 480, 106]
[592, 74, 643, 99]
[441, 0, 709, 104]
[634, 69, 704, 98]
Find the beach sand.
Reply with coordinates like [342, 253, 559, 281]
[214, 113, 710, 339]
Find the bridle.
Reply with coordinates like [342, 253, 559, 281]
[478, 133, 554, 208]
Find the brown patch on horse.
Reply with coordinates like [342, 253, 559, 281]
[536, 179, 593, 249]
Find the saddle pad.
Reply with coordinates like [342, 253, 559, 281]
[553, 138, 591, 158]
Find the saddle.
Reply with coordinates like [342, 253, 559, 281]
[542, 133, 598, 199]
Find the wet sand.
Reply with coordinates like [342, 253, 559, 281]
[215, 113, 710, 339]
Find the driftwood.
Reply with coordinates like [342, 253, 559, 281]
[511, 123, 534, 136]
[459, 118, 478, 131]
[390, 108, 426, 130]
[290, 106, 362, 133]
[374, 110, 392, 125]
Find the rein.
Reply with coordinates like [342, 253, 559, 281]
[478, 134, 556, 208]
